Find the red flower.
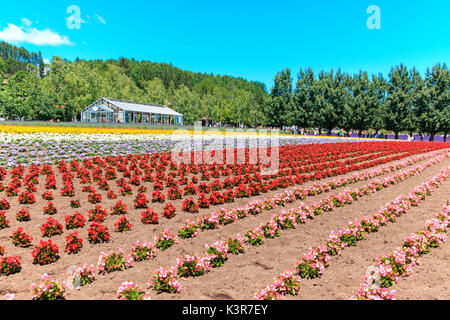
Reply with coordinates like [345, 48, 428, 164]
[0, 256, 22, 275]
[114, 216, 133, 232]
[65, 212, 86, 229]
[32, 240, 60, 265]
[151, 190, 165, 203]
[43, 201, 57, 215]
[111, 200, 128, 215]
[41, 217, 63, 237]
[162, 203, 176, 219]
[88, 204, 108, 222]
[0, 210, 10, 229]
[10, 227, 33, 247]
[134, 193, 149, 209]
[141, 209, 158, 224]
[65, 232, 83, 254]
[181, 197, 199, 213]
[88, 222, 110, 244]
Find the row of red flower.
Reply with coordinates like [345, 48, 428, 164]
[122, 160, 450, 296]
[0, 153, 447, 300]
[1, 143, 445, 200]
[0, 150, 446, 275]
[17, 154, 443, 298]
[1, 145, 443, 227]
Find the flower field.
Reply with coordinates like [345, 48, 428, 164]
[0, 128, 449, 300]
[0, 125, 383, 168]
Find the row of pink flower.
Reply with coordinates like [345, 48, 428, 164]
[70, 157, 450, 299]
[247, 159, 448, 249]
[296, 167, 449, 280]
[126, 234, 246, 295]
[255, 167, 450, 299]
[29, 273, 67, 300]
[353, 201, 449, 300]
[0, 240, 158, 300]
[254, 269, 301, 300]
[115, 281, 151, 300]
[253, 166, 449, 300]
[175, 152, 448, 240]
[1, 152, 445, 300]
[320, 149, 447, 191]
[10, 162, 448, 300]
[146, 164, 449, 297]
[60, 153, 450, 289]
[4, 269, 151, 300]
[128, 234, 245, 295]
[70, 240, 157, 286]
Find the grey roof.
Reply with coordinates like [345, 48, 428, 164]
[104, 98, 182, 116]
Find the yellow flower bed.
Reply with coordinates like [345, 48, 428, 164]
[0, 125, 281, 136]
[0, 124, 381, 140]
[0, 125, 176, 135]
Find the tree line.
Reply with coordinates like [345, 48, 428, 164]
[0, 41, 45, 78]
[0, 41, 267, 126]
[0, 41, 448, 141]
[266, 64, 449, 141]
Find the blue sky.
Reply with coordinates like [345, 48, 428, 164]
[0, 0, 449, 89]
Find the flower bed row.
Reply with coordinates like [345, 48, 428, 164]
[352, 200, 449, 300]
[175, 153, 448, 241]
[1, 142, 442, 208]
[0, 151, 446, 280]
[133, 164, 450, 297]
[253, 167, 449, 300]
[2, 160, 447, 300]
[0, 145, 400, 218]
[0, 146, 445, 233]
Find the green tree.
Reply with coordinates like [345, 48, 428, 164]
[3, 71, 41, 120]
[231, 89, 255, 126]
[267, 68, 292, 128]
[338, 73, 355, 136]
[171, 84, 202, 125]
[371, 74, 387, 136]
[142, 77, 169, 106]
[384, 64, 414, 139]
[0, 58, 6, 78]
[0, 72, 5, 117]
[37, 51, 45, 79]
[289, 68, 314, 129]
[330, 69, 350, 134]
[349, 71, 379, 136]
[415, 63, 449, 141]
[310, 70, 336, 135]
[100, 64, 143, 102]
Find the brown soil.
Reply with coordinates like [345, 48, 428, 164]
[0, 153, 448, 300]
[284, 168, 450, 300]
[161, 158, 450, 301]
[389, 232, 449, 300]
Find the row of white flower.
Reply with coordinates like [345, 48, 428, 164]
[0, 132, 379, 144]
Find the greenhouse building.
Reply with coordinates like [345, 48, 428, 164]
[81, 98, 183, 125]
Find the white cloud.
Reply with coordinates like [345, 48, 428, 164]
[0, 23, 73, 46]
[21, 18, 32, 27]
[43, 58, 50, 64]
